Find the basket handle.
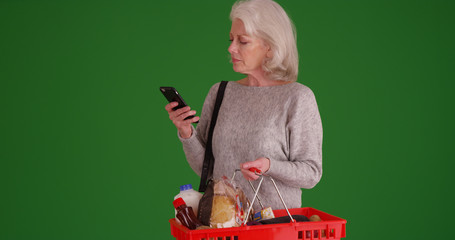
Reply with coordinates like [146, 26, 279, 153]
[232, 168, 295, 225]
[231, 168, 265, 209]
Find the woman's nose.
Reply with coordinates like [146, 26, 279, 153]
[228, 41, 237, 54]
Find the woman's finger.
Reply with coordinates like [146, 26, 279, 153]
[180, 110, 196, 120]
[240, 166, 259, 180]
[169, 106, 191, 120]
[165, 102, 179, 112]
[174, 106, 191, 116]
[183, 115, 200, 124]
[242, 158, 270, 173]
[173, 109, 195, 122]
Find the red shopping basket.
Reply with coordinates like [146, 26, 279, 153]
[170, 169, 347, 240]
[170, 207, 346, 240]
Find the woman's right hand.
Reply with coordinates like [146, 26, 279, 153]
[165, 102, 200, 139]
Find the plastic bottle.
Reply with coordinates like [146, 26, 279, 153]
[174, 184, 202, 217]
[173, 197, 203, 230]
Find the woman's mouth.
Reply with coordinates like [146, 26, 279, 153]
[232, 57, 241, 63]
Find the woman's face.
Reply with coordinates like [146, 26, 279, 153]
[228, 19, 270, 75]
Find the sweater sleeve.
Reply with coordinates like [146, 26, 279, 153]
[267, 86, 323, 189]
[178, 83, 220, 176]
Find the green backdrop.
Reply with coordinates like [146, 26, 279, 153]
[1, 0, 454, 239]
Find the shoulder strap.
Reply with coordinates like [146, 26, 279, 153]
[198, 81, 228, 192]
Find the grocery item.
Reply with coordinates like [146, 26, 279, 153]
[253, 207, 275, 221]
[197, 180, 214, 226]
[195, 225, 212, 230]
[211, 195, 236, 228]
[173, 197, 203, 230]
[197, 177, 251, 228]
[246, 214, 309, 225]
[309, 214, 321, 222]
[174, 184, 203, 218]
[309, 214, 325, 238]
[259, 215, 309, 225]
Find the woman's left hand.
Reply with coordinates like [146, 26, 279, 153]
[240, 157, 270, 181]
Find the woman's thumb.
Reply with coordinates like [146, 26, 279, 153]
[241, 162, 249, 169]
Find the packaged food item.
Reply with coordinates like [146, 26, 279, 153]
[197, 177, 252, 228]
[173, 197, 203, 230]
[253, 207, 275, 221]
[174, 184, 203, 218]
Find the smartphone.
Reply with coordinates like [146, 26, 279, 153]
[159, 86, 197, 121]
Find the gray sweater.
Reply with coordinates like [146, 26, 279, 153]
[179, 81, 323, 210]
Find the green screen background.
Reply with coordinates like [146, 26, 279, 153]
[1, 0, 454, 239]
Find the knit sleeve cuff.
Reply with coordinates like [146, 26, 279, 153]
[178, 125, 199, 146]
[266, 157, 288, 180]
[266, 157, 277, 175]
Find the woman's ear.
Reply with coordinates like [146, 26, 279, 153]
[264, 42, 273, 58]
[261, 40, 273, 59]
[266, 48, 273, 58]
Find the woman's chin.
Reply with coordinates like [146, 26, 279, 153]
[232, 66, 245, 74]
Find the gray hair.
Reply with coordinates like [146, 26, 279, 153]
[230, 0, 299, 82]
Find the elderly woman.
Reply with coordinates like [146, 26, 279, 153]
[165, 0, 322, 210]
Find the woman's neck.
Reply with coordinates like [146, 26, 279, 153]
[238, 74, 290, 87]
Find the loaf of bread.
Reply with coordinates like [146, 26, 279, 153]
[207, 177, 251, 228]
[210, 195, 236, 228]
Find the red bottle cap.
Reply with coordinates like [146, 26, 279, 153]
[173, 197, 186, 209]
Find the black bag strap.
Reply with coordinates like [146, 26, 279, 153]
[198, 81, 228, 192]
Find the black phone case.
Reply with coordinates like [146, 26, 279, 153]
[160, 87, 188, 110]
[159, 87, 196, 121]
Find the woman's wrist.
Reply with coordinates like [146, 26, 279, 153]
[178, 127, 193, 139]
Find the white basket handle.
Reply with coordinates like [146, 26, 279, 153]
[231, 168, 295, 225]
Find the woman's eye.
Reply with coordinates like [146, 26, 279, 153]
[228, 38, 247, 44]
